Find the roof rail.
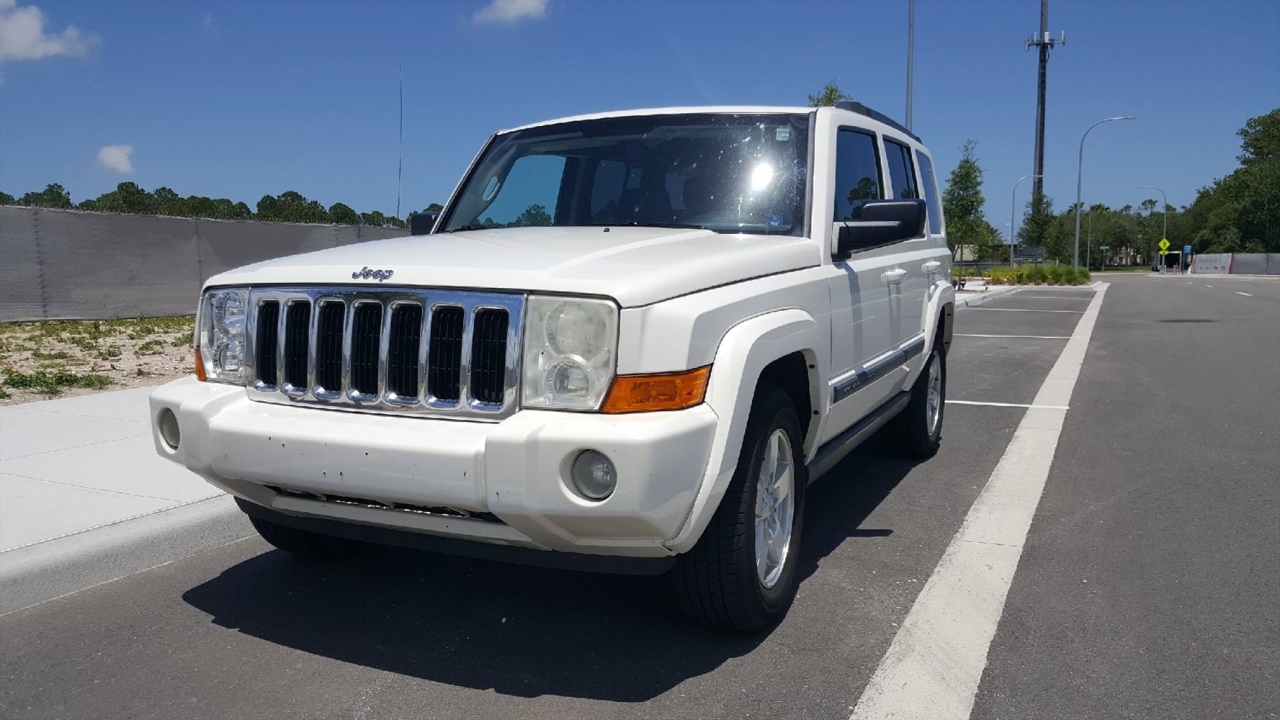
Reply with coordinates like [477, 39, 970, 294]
[834, 101, 920, 142]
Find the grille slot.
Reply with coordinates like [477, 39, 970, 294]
[283, 302, 311, 392]
[470, 309, 509, 405]
[387, 304, 424, 401]
[428, 306, 465, 402]
[255, 301, 280, 386]
[315, 302, 345, 394]
[350, 304, 383, 396]
[245, 288, 521, 418]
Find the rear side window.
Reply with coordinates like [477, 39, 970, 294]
[915, 150, 942, 235]
[833, 129, 883, 221]
[884, 139, 918, 200]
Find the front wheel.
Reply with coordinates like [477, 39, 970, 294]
[672, 386, 807, 632]
[882, 343, 946, 458]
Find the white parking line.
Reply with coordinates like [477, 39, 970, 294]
[1010, 295, 1093, 300]
[1207, 285, 1214, 287]
[968, 308, 1085, 314]
[946, 400, 1069, 410]
[1237, 291, 1253, 297]
[956, 334, 1071, 340]
[850, 283, 1109, 720]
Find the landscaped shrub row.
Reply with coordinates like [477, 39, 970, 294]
[984, 265, 1091, 286]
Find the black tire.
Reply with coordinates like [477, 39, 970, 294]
[671, 386, 807, 632]
[882, 341, 946, 458]
[249, 515, 353, 558]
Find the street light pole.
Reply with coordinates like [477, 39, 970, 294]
[1010, 174, 1041, 267]
[1087, 209, 1093, 270]
[1139, 184, 1167, 269]
[1074, 116, 1135, 274]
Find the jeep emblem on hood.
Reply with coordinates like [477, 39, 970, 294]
[352, 267, 394, 282]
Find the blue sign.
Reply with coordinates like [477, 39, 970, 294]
[1183, 245, 1192, 254]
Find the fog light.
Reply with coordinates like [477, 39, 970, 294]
[571, 450, 617, 500]
[157, 408, 181, 451]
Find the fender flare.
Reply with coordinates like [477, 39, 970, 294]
[903, 279, 956, 388]
[663, 308, 822, 554]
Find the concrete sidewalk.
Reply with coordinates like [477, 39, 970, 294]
[0, 386, 223, 552]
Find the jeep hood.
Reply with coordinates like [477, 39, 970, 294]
[205, 226, 819, 307]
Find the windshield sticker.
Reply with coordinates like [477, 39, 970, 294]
[775, 127, 791, 142]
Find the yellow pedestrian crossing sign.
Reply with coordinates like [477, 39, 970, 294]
[1158, 238, 1171, 251]
[1160, 249, 1168, 256]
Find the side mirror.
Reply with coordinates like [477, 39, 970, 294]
[410, 210, 441, 236]
[836, 199, 926, 258]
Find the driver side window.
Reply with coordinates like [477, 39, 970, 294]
[476, 154, 567, 228]
[834, 129, 883, 221]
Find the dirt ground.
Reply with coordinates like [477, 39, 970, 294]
[0, 317, 195, 406]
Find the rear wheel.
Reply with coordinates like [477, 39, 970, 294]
[882, 341, 946, 458]
[672, 386, 807, 632]
[249, 515, 353, 558]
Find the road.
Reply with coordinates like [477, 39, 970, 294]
[1, 274, 1276, 720]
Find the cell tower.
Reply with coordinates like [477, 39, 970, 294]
[1026, 0, 1065, 200]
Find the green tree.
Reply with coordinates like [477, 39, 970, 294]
[941, 140, 992, 257]
[808, 81, 851, 107]
[152, 187, 184, 216]
[86, 182, 157, 214]
[329, 202, 359, 225]
[424, 202, 444, 212]
[1238, 108, 1280, 166]
[257, 191, 331, 224]
[19, 183, 73, 209]
[359, 210, 387, 227]
[512, 203, 553, 227]
[1018, 192, 1055, 251]
[0, 191, 16, 205]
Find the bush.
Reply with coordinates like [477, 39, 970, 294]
[2, 370, 112, 395]
[1027, 265, 1047, 284]
[987, 267, 1017, 285]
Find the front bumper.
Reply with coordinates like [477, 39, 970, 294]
[150, 377, 717, 557]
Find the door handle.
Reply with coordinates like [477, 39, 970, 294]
[922, 261, 942, 274]
[881, 268, 907, 284]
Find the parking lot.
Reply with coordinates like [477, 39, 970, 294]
[1, 274, 1276, 720]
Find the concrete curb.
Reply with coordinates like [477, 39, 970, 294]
[0, 495, 251, 616]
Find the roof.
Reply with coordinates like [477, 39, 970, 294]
[501, 106, 816, 134]
[498, 104, 925, 146]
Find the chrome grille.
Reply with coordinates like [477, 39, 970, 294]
[246, 288, 524, 419]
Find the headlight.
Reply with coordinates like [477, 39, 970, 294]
[522, 296, 618, 410]
[199, 288, 249, 384]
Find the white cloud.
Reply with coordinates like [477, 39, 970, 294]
[97, 145, 134, 174]
[474, 0, 547, 25]
[200, 12, 216, 39]
[0, 0, 97, 61]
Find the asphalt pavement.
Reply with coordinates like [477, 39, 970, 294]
[0, 275, 1275, 720]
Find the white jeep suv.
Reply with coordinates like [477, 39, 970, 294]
[151, 103, 954, 631]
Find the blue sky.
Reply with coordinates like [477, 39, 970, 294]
[1, 0, 1277, 237]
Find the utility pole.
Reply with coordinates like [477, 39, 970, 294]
[906, 0, 915, 131]
[1026, 0, 1064, 201]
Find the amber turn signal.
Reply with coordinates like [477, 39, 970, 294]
[194, 347, 207, 382]
[601, 366, 711, 414]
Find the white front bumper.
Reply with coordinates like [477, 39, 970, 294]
[149, 377, 717, 557]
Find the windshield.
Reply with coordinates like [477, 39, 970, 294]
[441, 113, 811, 236]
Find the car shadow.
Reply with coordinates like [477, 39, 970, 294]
[181, 439, 919, 702]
